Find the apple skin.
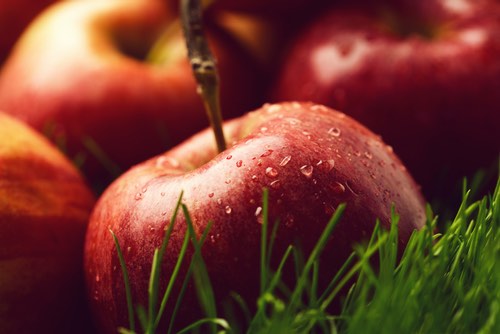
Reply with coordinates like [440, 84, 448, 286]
[0, 0, 264, 186]
[0, 0, 56, 63]
[84, 102, 426, 333]
[270, 0, 500, 199]
[0, 113, 96, 333]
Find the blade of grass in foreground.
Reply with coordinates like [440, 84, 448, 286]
[340, 177, 500, 334]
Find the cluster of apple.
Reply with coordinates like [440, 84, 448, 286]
[0, 0, 498, 333]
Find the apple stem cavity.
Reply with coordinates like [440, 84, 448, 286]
[181, 0, 227, 153]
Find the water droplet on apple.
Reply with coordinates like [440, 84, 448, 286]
[160, 192, 165, 197]
[226, 155, 232, 160]
[208, 192, 214, 198]
[364, 151, 373, 160]
[260, 127, 268, 132]
[141, 187, 148, 193]
[330, 181, 346, 195]
[217, 198, 222, 205]
[252, 175, 258, 181]
[280, 155, 292, 167]
[311, 105, 328, 112]
[270, 180, 281, 189]
[225, 179, 232, 184]
[161, 211, 168, 216]
[225, 206, 232, 214]
[328, 127, 341, 137]
[257, 159, 263, 166]
[327, 159, 336, 171]
[135, 193, 143, 200]
[265, 167, 279, 178]
[95, 274, 100, 282]
[261, 149, 273, 157]
[255, 206, 262, 216]
[236, 160, 243, 167]
[267, 104, 282, 113]
[300, 165, 314, 178]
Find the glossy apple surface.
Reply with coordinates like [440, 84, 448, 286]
[0, 0, 263, 186]
[271, 0, 500, 198]
[84, 102, 426, 332]
[0, 113, 96, 333]
[0, 0, 55, 63]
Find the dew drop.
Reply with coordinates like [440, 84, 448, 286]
[255, 206, 262, 216]
[261, 149, 273, 157]
[328, 127, 341, 137]
[260, 127, 268, 132]
[217, 198, 222, 205]
[364, 151, 373, 159]
[95, 274, 100, 282]
[327, 159, 335, 171]
[280, 155, 292, 167]
[161, 211, 168, 216]
[160, 192, 165, 197]
[141, 187, 148, 193]
[267, 104, 282, 113]
[226, 155, 232, 160]
[208, 192, 214, 198]
[135, 193, 143, 200]
[265, 167, 279, 178]
[225, 179, 232, 184]
[236, 160, 243, 167]
[251, 175, 258, 181]
[270, 180, 281, 189]
[300, 165, 314, 178]
[225, 206, 232, 214]
[257, 159, 263, 166]
[330, 181, 346, 195]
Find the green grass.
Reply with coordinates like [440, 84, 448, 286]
[113, 176, 499, 334]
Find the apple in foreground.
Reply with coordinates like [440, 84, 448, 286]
[271, 0, 500, 198]
[0, 0, 263, 186]
[84, 102, 426, 333]
[0, 113, 96, 333]
[0, 0, 55, 63]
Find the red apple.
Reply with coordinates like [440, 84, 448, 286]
[0, 0, 264, 186]
[0, 0, 56, 63]
[0, 113, 96, 333]
[84, 102, 426, 333]
[271, 0, 500, 199]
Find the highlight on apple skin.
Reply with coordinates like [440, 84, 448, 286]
[84, 102, 427, 333]
[0, 113, 96, 334]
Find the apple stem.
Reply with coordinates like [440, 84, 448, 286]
[181, 0, 227, 153]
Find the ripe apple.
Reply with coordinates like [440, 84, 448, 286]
[0, 0, 55, 63]
[0, 113, 96, 333]
[270, 0, 500, 199]
[0, 0, 264, 186]
[84, 102, 426, 332]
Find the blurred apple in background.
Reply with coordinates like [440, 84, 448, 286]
[84, 102, 426, 333]
[271, 0, 500, 200]
[0, 113, 95, 333]
[0, 0, 264, 188]
[0, 0, 56, 63]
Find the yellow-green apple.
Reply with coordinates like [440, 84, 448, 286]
[271, 0, 500, 199]
[0, 113, 96, 333]
[0, 0, 264, 187]
[84, 102, 426, 333]
[0, 0, 56, 63]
